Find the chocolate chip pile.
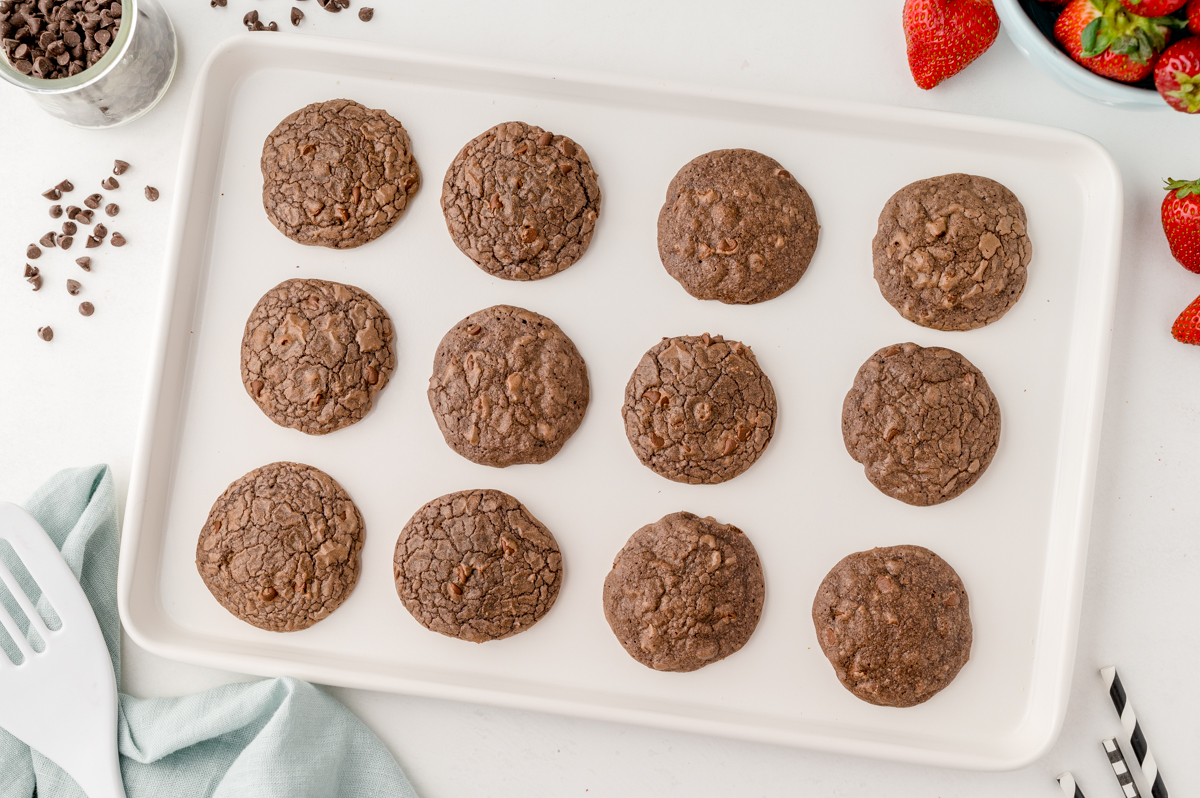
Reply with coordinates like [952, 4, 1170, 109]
[1, 0, 124, 79]
[21, 157, 161, 342]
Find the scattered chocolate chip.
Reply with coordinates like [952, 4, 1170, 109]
[243, 9, 259, 28]
[49, 204, 63, 218]
[27, 244, 41, 259]
[291, 7, 303, 24]
[55, 179, 73, 193]
[113, 159, 130, 175]
[268, 20, 279, 31]
[39, 231, 57, 248]
[358, 7, 373, 21]
[66, 205, 81, 220]
[210, 0, 227, 6]
[24, 264, 38, 278]
[62, 221, 78, 236]
[144, 186, 159, 202]
[28, 274, 43, 291]
[104, 203, 119, 216]
[37, 326, 53, 341]
[76, 257, 92, 271]
[110, 232, 126, 247]
[42, 188, 61, 201]
[94, 223, 107, 239]
[60, 236, 73, 250]
[79, 301, 94, 316]
[84, 193, 103, 209]
[100, 176, 118, 190]
[76, 209, 93, 224]
[318, 0, 349, 11]
[66, 278, 81, 295]
[85, 236, 101, 248]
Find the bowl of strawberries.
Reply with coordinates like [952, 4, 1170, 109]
[994, 0, 1200, 110]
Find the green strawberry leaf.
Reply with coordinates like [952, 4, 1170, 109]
[1166, 178, 1200, 199]
[1081, 18, 1105, 57]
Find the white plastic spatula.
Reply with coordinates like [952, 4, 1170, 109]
[0, 502, 126, 798]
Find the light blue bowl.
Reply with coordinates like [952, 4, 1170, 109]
[993, 0, 1166, 110]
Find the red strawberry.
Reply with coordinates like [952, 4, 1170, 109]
[1120, 0, 1186, 15]
[1189, 0, 1200, 33]
[1054, 0, 1181, 82]
[1162, 178, 1200, 272]
[1172, 292, 1200, 344]
[1155, 36, 1200, 111]
[903, 0, 1001, 89]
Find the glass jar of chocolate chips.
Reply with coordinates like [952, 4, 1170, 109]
[0, 0, 177, 128]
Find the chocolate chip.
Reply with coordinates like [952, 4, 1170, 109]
[28, 274, 42, 290]
[94, 223, 107, 239]
[55, 179, 73, 193]
[243, 9, 258, 28]
[76, 208, 93, 224]
[79, 301, 94, 316]
[358, 7, 373, 21]
[100, 176, 118, 190]
[66, 205, 81, 220]
[39, 231, 56, 248]
[60, 236, 73, 249]
[291, 7, 303, 24]
[66, 278, 81, 295]
[23, 264, 38, 278]
[62, 221, 78, 236]
[42, 188, 61, 201]
[84, 193, 103, 209]
[76, 256, 91, 271]
[144, 186, 159, 202]
[318, 0, 350, 11]
[210, 0, 226, 6]
[49, 204, 63, 218]
[26, 244, 41, 259]
[113, 159, 129, 175]
[37, 326, 53, 341]
[267, 20, 278, 31]
[104, 203, 119, 216]
[110, 232, 125, 247]
[85, 235, 100, 248]
[537, 131, 553, 147]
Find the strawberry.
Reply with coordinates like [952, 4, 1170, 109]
[1054, 0, 1182, 82]
[903, 0, 1001, 90]
[1172, 292, 1200, 345]
[1162, 178, 1200, 272]
[1119, 0, 1186, 15]
[1155, 36, 1200, 111]
[1189, 0, 1200, 33]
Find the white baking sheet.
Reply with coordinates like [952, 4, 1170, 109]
[119, 35, 1122, 770]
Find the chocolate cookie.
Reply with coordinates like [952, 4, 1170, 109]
[623, 334, 776, 485]
[812, 545, 972, 707]
[441, 121, 601, 281]
[427, 305, 589, 467]
[261, 99, 420, 249]
[196, 462, 364, 633]
[242, 279, 395, 435]
[393, 489, 563, 643]
[873, 173, 1032, 330]
[657, 149, 819, 304]
[842, 343, 1000, 506]
[603, 512, 765, 672]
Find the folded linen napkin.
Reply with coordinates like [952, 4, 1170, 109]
[0, 465, 418, 798]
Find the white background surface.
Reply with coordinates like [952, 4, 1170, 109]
[1, 1, 1197, 796]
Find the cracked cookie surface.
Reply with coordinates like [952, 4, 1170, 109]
[394, 489, 563, 643]
[428, 305, 589, 467]
[657, 149, 819, 304]
[812, 545, 971, 707]
[842, 343, 1000, 506]
[261, 99, 420, 249]
[196, 462, 364, 633]
[441, 121, 601, 281]
[242, 279, 395, 435]
[623, 334, 776, 485]
[603, 511, 765, 672]
[873, 173, 1032, 330]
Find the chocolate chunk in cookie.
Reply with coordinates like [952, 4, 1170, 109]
[603, 511, 765, 672]
[427, 305, 589, 467]
[196, 462, 365, 632]
[657, 149, 819, 304]
[261, 99, 420, 249]
[842, 342, 1000, 506]
[394, 489, 562, 643]
[242, 279, 395, 435]
[873, 173, 1032, 331]
[812, 545, 972, 707]
[622, 334, 776, 485]
[441, 121, 601, 281]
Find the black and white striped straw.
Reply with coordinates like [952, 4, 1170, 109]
[1057, 771, 1086, 798]
[1101, 666, 1168, 798]
[1104, 738, 1141, 798]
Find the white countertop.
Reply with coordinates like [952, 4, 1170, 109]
[2, 2, 1197, 795]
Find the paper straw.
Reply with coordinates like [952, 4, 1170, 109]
[1057, 772, 1086, 798]
[1101, 666, 1168, 798]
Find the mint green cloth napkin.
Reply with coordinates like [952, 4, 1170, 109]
[0, 465, 418, 798]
